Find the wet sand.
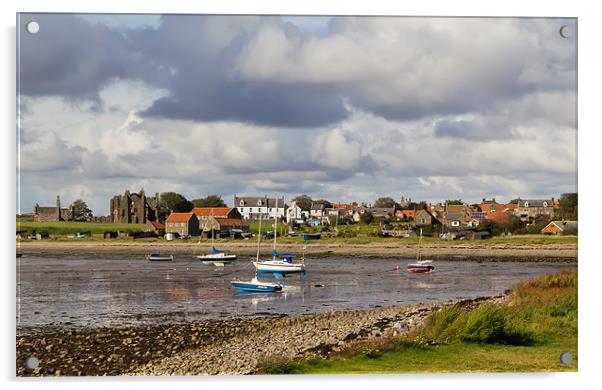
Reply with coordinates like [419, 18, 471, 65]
[17, 241, 578, 259]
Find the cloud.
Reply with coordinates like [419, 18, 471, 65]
[18, 14, 168, 101]
[16, 15, 577, 215]
[19, 130, 83, 172]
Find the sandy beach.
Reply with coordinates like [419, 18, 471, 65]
[17, 241, 578, 260]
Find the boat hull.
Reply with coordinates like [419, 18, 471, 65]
[197, 254, 238, 264]
[253, 261, 306, 274]
[231, 281, 282, 292]
[407, 265, 434, 273]
[147, 255, 174, 261]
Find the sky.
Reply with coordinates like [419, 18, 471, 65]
[16, 14, 577, 215]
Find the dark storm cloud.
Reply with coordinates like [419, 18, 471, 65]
[18, 14, 167, 101]
[130, 15, 348, 127]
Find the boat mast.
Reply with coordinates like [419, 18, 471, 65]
[211, 208, 215, 247]
[417, 228, 422, 262]
[273, 197, 278, 260]
[256, 212, 262, 262]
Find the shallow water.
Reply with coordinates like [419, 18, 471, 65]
[16, 253, 576, 328]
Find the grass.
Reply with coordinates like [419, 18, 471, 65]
[16, 221, 145, 235]
[15, 221, 577, 246]
[258, 271, 578, 374]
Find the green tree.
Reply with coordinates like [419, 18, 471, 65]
[557, 193, 578, 220]
[313, 199, 333, 209]
[71, 199, 93, 221]
[360, 211, 374, 225]
[192, 195, 227, 208]
[445, 199, 464, 205]
[373, 197, 399, 209]
[293, 194, 313, 211]
[159, 192, 193, 213]
[407, 201, 428, 210]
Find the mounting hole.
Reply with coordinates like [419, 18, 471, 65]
[559, 25, 572, 39]
[560, 352, 573, 364]
[25, 356, 39, 369]
[26, 21, 40, 34]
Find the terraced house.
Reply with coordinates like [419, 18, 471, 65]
[515, 198, 556, 224]
[233, 195, 285, 220]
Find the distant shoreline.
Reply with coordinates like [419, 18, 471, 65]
[17, 241, 578, 260]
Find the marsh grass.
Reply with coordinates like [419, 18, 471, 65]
[259, 271, 578, 374]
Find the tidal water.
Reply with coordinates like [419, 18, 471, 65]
[16, 253, 576, 328]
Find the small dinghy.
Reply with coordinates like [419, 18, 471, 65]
[407, 260, 435, 273]
[303, 232, 321, 240]
[197, 246, 237, 265]
[146, 253, 174, 261]
[231, 276, 283, 292]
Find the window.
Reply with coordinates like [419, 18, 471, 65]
[543, 202, 548, 207]
[524, 202, 529, 207]
[257, 200, 262, 206]
[239, 200, 244, 206]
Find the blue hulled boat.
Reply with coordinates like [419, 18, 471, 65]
[231, 277, 283, 292]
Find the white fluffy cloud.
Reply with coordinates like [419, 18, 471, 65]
[17, 15, 577, 215]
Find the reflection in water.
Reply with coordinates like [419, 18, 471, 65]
[16, 254, 576, 328]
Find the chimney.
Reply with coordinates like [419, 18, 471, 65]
[482, 198, 485, 203]
[492, 198, 496, 203]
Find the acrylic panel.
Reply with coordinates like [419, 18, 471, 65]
[16, 13, 578, 376]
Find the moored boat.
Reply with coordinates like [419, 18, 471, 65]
[303, 232, 321, 240]
[230, 277, 283, 292]
[253, 198, 306, 276]
[197, 247, 238, 265]
[253, 250, 306, 274]
[407, 228, 434, 274]
[407, 260, 435, 273]
[146, 253, 174, 261]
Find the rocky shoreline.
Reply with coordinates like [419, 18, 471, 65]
[17, 296, 503, 377]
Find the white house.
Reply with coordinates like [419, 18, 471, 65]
[233, 195, 285, 220]
[286, 201, 309, 224]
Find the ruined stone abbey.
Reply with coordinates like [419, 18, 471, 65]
[110, 189, 160, 224]
[33, 195, 74, 222]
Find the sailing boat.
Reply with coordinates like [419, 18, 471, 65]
[253, 197, 306, 276]
[196, 209, 237, 266]
[231, 212, 283, 292]
[407, 228, 435, 273]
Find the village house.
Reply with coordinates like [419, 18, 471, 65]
[233, 195, 285, 220]
[192, 207, 242, 220]
[515, 198, 555, 224]
[366, 207, 396, 219]
[192, 207, 248, 237]
[442, 203, 472, 229]
[144, 219, 165, 236]
[414, 209, 441, 227]
[541, 220, 578, 235]
[286, 201, 308, 224]
[309, 203, 327, 218]
[165, 212, 200, 237]
[396, 209, 417, 221]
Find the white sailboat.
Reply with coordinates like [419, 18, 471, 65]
[407, 228, 435, 273]
[196, 210, 237, 266]
[231, 211, 283, 292]
[253, 197, 306, 275]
